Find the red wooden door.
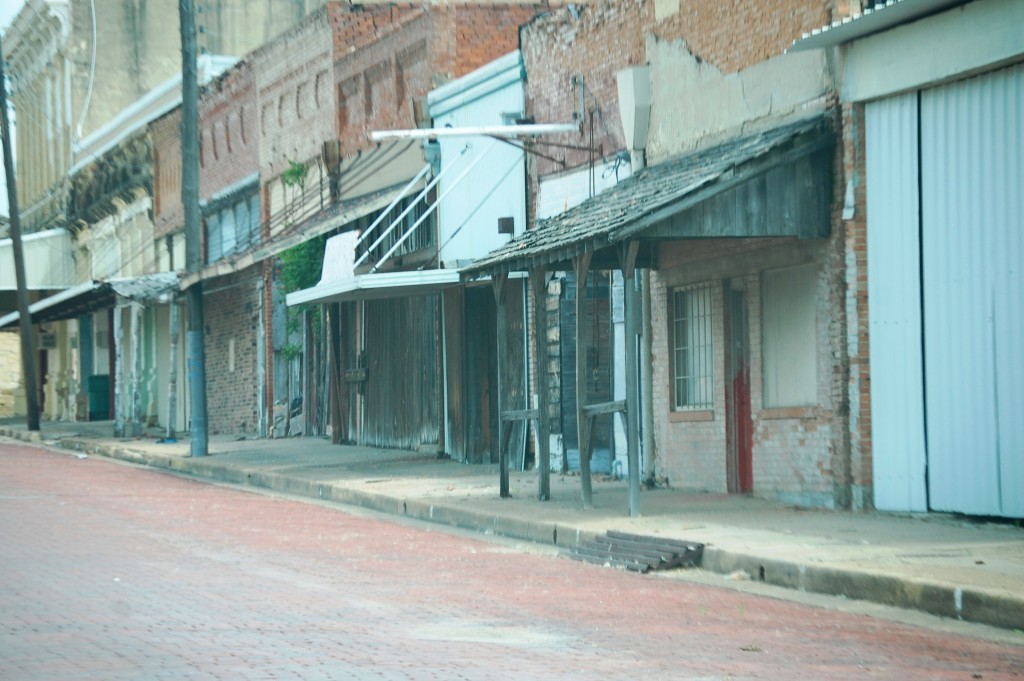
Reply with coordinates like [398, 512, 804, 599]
[726, 286, 753, 494]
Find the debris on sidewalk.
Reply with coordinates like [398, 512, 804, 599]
[569, 531, 703, 573]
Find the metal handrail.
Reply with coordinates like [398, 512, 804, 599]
[370, 140, 498, 273]
[354, 145, 469, 268]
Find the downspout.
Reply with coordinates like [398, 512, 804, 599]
[257, 276, 267, 437]
[616, 65, 653, 473]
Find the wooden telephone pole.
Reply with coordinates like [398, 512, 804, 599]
[179, 0, 208, 456]
[0, 34, 41, 432]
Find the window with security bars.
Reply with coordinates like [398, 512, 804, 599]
[673, 284, 714, 410]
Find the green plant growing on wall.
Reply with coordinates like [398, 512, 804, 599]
[281, 160, 308, 226]
[277, 234, 326, 435]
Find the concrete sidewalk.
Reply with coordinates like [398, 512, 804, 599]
[2, 419, 1022, 632]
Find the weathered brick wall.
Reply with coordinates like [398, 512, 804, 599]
[199, 61, 259, 201]
[150, 109, 183, 240]
[841, 101, 872, 510]
[651, 238, 844, 506]
[653, 0, 831, 74]
[255, 9, 335, 180]
[452, 6, 544, 76]
[203, 269, 263, 435]
[333, 9, 433, 158]
[648, 273, 728, 491]
[0, 333, 21, 417]
[522, 3, 644, 180]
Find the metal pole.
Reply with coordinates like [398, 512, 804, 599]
[620, 241, 641, 517]
[370, 123, 578, 142]
[0, 34, 41, 431]
[180, 0, 207, 456]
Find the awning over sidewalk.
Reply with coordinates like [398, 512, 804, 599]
[285, 231, 461, 306]
[287, 269, 462, 306]
[463, 115, 834, 277]
[0, 272, 180, 329]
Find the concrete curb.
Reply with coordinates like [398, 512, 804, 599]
[5, 428, 1022, 631]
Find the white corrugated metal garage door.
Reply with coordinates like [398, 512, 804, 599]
[920, 63, 1024, 517]
[867, 63, 1023, 517]
[866, 93, 928, 513]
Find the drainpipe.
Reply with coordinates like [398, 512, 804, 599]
[616, 64, 654, 474]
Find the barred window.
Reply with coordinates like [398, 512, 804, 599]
[672, 284, 714, 410]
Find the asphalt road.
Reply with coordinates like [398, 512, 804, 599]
[1, 441, 1021, 680]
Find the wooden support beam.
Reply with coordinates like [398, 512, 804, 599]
[328, 303, 344, 445]
[167, 301, 179, 440]
[582, 399, 626, 417]
[619, 241, 642, 517]
[501, 408, 539, 421]
[530, 265, 550, 502]
[131, 303, 143, 438]
[493, 274, 510, 498]
[574, 252, 594, 509]
[113, 306, 124, 438]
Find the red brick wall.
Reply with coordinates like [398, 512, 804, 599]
[654, 0, 831, 74]
[842, 101, 872, 509]
[522, 3, 645, 180]
[333, 10, 434, 158]
[254, 8, 335, 180]
[150, 108, 183, 240]
[199, 61, 259, 201]
[452, 6, 541, 77]
[203, 269, 263, 435]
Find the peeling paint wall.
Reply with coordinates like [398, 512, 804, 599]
[646, 36, 831, 162]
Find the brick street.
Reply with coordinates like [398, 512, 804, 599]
[1, 441, 1021, 681]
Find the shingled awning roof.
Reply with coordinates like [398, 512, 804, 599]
[463, 115, 834, 277]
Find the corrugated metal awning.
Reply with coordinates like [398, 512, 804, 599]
[0, 272, 180, 329]
[789, 0, 965, 51]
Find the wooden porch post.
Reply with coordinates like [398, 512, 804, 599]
[492, 273, 510, 498]
[530, 265, 551, 501]
[167, 300, 179, 440]
[328, 303, 344, 445]
[574, 252, 594, 508]
[619, 241, 642, 516]
[131, 302, 143, 437]
[113, 305, 124, 437]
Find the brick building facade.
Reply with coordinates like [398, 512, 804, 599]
[519, 0, 858, 508]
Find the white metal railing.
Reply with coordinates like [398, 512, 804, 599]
[352, 162, 433, 264]
[354, 146, 469, 268]
[370, 140, 499, 273]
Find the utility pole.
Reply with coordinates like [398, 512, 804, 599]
[0, 34, 41, 432]
[179, 0, 208, 456]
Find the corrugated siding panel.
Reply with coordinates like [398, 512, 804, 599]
[921, 64, 1024, 517]
[866, 93, 928, 512]
[362, 295, 441, 450]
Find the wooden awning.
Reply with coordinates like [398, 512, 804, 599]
[463, 115, 834, 277]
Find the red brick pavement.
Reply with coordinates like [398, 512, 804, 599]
[1, 442, 1021, 680]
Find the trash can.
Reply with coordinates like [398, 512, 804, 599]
[87, 374, 110, 421]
